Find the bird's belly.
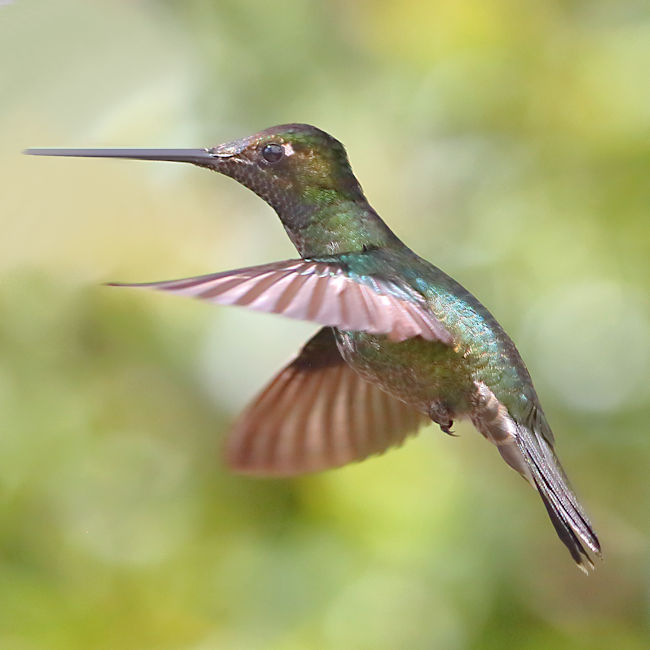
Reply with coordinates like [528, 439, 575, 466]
[334, 330, 476, 417]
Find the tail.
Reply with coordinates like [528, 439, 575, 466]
[513, 418, 601, 572]
[473, 383, 602, 572]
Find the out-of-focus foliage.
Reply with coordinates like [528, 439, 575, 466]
[1, 1, 648, 648]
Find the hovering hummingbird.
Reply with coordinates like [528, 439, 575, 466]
[26, 124, 601, 571]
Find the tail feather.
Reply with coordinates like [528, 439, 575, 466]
[535, 476, 594, 572]
[514, 419, 601, 572]
[473, 382, 601, 571]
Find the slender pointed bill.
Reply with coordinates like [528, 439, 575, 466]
[23, 148, 227, 164]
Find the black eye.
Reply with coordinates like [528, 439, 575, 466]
[261, 143, 284, 163]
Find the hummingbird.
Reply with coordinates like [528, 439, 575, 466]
[26, 124, 601, 571]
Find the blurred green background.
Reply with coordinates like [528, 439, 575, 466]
[1, 1, 649, 648]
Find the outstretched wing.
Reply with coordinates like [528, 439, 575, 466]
[108, 258, 453, 344]
[225, 327, 428, 475]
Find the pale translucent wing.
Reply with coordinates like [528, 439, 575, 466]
[225, 328, 428, 476]
[109, 258, 453, 344]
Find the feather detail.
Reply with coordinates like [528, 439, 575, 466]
[515, 420, 601, 572]
[472, 382, 601, 572]
[107, 258, 453, 344]
[225, 327, 427, 475]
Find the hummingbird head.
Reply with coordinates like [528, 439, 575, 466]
[205, 123, 367, 228]
[26, 124, 397, 256]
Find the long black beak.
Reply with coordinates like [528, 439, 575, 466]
[23, 148, 228, 165]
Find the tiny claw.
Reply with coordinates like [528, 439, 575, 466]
[429, 401, 456, 436]
[440, 421, 457, 436]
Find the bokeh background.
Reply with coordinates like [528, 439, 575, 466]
[1, 1, 649, 648]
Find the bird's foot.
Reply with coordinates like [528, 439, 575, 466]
[429, 402, 456, 436]
[440, 421, 456, 436]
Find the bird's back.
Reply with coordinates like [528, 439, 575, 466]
[331, 245, 542, 424]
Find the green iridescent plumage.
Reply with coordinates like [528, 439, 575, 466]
[25, 123, 601, 571]
[328, 246, 534, 419]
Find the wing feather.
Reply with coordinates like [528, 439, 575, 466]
[225, 328, 428, 476]
[109, 258, 453, 345]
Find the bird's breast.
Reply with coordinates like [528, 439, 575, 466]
[333, 329, 476, 416]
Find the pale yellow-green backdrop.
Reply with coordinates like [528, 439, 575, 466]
[1, 1, 648, 649]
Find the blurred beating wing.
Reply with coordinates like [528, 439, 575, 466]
[225, 327, 428, 475]
[109, 258, 453, 344]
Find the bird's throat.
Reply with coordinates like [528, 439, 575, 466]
[280, 198, 401, 257]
